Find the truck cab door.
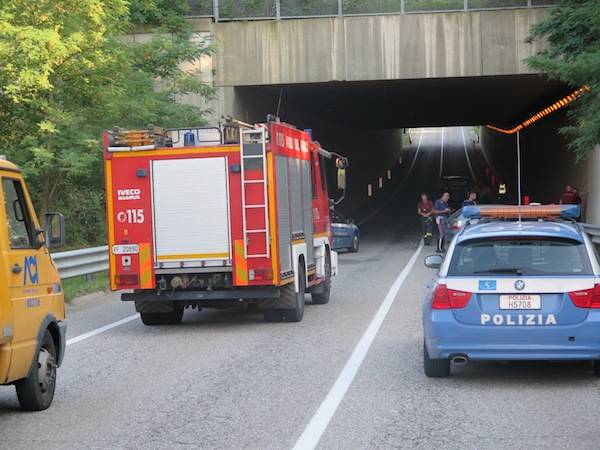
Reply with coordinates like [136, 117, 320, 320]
[1, 177, 55, 380]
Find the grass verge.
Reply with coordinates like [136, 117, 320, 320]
[62, 271, 109, 303]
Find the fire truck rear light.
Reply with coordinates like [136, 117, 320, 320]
[569, 284, 600, 309]
[249, 269, 273, 281]
[116, 274, 139, 286]
[431, 285, 471, 310]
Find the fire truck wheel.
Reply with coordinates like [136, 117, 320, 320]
[15, 330, 57, 411]
[311, 252, 331, 305]
[283, 263, 305, 323]
[159, 308, 184, 325]
[140, 313, 162, 326]
[263, 309, 283, 322]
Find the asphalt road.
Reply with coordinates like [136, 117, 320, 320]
[2, 128, 600, 450]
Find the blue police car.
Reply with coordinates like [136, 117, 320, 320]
[422, 204, 600, 377]
[331, 209, 360, 252]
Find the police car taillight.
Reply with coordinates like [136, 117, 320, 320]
[431, 285, 471, 310]
[568, 284, 600, 309]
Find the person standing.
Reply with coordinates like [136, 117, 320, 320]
[559, 185, 579, 205]
[560, 185, 581, 205]
[462, 191, 477, 208]
[417, 193, 434, 245]
[434, 192, 451, 253]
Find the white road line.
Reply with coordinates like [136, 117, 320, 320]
[292, 242, 424, 450]
[461, 127, 477, 183]
[438, 127, 445, 178]
[66, 314, 139, 346]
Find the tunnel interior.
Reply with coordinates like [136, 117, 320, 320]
[230, 74, 577, 234]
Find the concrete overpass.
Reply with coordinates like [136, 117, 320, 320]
[146, 7, 600, 222]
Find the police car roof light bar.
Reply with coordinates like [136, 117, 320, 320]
[462, 205, 580, 221]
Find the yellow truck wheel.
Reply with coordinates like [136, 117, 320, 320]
[15, 330, 57, 411]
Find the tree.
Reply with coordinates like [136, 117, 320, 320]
[0, 0, 215, 246]
[527, 0, 600, 161]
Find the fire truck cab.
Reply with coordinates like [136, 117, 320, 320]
[104, 118, 345, 324]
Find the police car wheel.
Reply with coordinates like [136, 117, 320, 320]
[423, 341, 450, 378]
[16, 330, 57, 411]
[311, 252, 331, 305]
[593, 361, 600, 377]
[350, 234, 359, 253]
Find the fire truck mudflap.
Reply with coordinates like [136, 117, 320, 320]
[104, 118, 344, 325]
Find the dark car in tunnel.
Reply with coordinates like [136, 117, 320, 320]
[331, 210, 360, 252]
[442, 176, 471, 209]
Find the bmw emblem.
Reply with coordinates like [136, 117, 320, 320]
[515, 280, 525, 291]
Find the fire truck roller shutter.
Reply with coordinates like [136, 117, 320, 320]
[300, 159, 314, 268]
[289, 158, 304, 238]
[151, 157, 231, 267]
[276, 156, 292, 277]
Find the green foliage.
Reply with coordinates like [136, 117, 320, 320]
[0, 0, 215, 247]
[62, 271, 108, 302]
[129, 0, 191, 31]
[527, 0, 600, 161]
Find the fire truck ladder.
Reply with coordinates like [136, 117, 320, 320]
[240, 128, 270, 259]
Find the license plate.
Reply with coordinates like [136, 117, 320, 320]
[499, 294, 541, 310]
[112, 244, 140, 255]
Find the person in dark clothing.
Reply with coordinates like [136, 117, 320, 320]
[462, 191, 477, 208]
[417, 193, 434, 245]
[560, 185, 582, 205]
[434, 192, 451, 253]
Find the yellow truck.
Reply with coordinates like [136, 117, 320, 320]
[0, 156, 66, 411]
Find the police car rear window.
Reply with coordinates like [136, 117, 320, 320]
[448, 237, 593, 276]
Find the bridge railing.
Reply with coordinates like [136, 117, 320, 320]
[188, 0, 559, 21]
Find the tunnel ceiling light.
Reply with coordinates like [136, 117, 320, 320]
[485, 86, 590, 135]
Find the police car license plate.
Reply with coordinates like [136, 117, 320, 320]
[499, 294, 541, 310]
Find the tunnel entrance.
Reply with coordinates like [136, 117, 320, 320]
[229, 74, 574, 232]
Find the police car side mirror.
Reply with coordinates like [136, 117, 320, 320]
[424, 254, 443, 269]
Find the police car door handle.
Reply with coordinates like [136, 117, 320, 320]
[12, 263, 22, 274]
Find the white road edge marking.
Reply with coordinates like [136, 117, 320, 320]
[66, 314, 139, 346]
[292, 242, 424, 450]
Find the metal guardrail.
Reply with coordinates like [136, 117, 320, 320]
[187, 0, 559, 22]
[49, 221, 599, 279]
[582, 223, 600, 245]
[52, 246, 108, 279]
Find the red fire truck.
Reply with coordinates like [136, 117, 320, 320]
[103, 118, 346, 325]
